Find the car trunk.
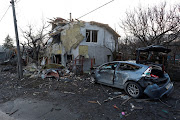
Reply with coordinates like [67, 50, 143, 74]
[151, 65, 164, 78]
[136, 45, 171, 71]
[149, 65, 168, 86]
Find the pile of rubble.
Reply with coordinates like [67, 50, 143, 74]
[23, 63, 76, 81]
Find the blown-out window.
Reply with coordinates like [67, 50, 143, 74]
[100, 62, 118, 70]
[118, 63, 141, 71]
[86, 30, 98, 42]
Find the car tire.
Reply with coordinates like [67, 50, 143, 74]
[125, 82, 143, 98]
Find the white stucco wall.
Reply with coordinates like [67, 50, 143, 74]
[79, 22, 116, 52]
[49, 22, 118, 72]
[69, 22, 117, 71]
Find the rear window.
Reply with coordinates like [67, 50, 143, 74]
[118, 63, 141, 71]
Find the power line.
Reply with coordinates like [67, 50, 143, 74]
[77, 0, 115, 19]
[15, 0, 22, 4]
[0, 5, 11, 23]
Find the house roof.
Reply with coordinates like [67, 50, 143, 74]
[89, 21, 120, 38]
[49, 19, 120, 38]
[49, 17, 68, 24]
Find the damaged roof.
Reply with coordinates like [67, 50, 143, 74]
[89, 21, 120, 38]
[49, 17, 68, 24]
[49, 19, 120, 38]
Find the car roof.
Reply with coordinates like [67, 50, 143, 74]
[109, 61, 148, 67]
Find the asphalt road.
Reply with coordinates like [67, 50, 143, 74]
[0, 98, 79, 120]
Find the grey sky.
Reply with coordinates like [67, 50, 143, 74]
[0, 0, 179, 45]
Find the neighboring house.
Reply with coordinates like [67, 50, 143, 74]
[46, 18, 120, 72]
[0, 45, 6, 61]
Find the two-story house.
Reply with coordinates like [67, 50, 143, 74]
[46, 18, 120, 73]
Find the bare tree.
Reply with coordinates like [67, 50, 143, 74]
[3, 35, 14, 50]
[120, 2, 180, 46]
[21, 21, 50, 64]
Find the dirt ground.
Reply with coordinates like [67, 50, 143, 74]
[0, 65, 180, 120]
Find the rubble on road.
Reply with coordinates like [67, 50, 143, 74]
[0, 63, 180, 120]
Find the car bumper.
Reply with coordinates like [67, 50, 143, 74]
[144, 79, 174, 99]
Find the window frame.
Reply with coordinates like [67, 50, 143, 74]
[86, 29, 98, 43]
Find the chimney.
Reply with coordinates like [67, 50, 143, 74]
[70, 13, 72, 21]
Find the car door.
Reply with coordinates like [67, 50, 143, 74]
[114, 63, 141, 87]
[96, 62, 118, 85]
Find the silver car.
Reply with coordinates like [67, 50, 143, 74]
[92, 61, 174, 99]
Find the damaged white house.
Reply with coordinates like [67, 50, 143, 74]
[46, 18, 120, 73]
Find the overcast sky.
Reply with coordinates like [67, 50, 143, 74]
[0, 0, 179, 45]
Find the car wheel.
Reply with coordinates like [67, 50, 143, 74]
[126, 82, 143, 98]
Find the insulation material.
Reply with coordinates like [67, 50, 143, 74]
[51, 44, 62, 54]
[61, 22, 84, 52]
[56, 50, 62, 54]
[79, 45, 88, 56]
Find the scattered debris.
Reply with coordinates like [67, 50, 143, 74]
[113, 92, 122, 95]
[63, 91, 75, 94]
[121, 112, 125, 115]
[90, 76, 95, 84]
[159, 99, 172, 108]
[0, 63, 179, 120]
[134, 99, 150, 103]
[130, 103, 143, 111]
[113, 105, 120, 110]
[97, 101, 101, 105]
[121, 97, 132, 105]
[43, 63, 65, 69]
[174, 99, 180, 108]
[42, 69, 60, 79]
[1, 66, 14, 72]
[33, 92, 40, 96]
[104, 95, 124, 102]
[7, 109, 19, 116]
[162, 110, 168, 114]
[88, 101, 101, 105]
[88, 101, 98, 104]
[119, 113, 123, 119]
[121, 95, 130, 100]
[125, 113, 131, 117]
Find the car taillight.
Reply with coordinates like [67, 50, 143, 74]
[150, 74, 159, 78]
[142, 67, 152, 77]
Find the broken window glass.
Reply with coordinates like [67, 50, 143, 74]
[118, 63, 140, 71]
[53, 34, 61, 43]
[86, 30, 98, 42]
[92, 30, 98, 42]
[86, 30, 90, 42]
[100, 62, 118, 70]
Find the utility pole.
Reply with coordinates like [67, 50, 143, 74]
[10, 0, 23, 79]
